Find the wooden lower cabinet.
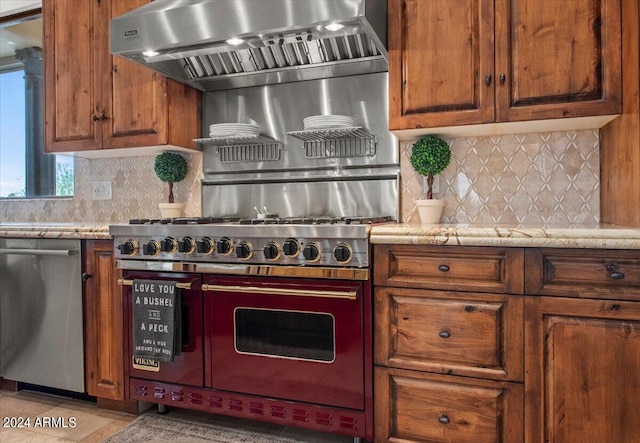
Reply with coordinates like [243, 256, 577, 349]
[375, 367, 523, 443]
[524, 296, 640, 443]
[83, 240, 125, 400]
[375, 287, 523, 381]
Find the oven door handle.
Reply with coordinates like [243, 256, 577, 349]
[202, 284, 357, 300]
[117, 278, 193, 290]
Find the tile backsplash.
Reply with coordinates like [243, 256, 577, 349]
[0, 152, 202, 223]
[0, 129, 600, 225]
[400, 130, 600, 224]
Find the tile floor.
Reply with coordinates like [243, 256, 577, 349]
[0, 389, 353, 442]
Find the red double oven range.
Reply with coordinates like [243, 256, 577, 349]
[111, 216, 387, 441]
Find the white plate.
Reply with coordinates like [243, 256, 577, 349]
[209, 132, 259, 138]
[303, 115, 357, 129]
[209, 123, 260, 136]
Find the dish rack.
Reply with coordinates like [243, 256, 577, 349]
[286, 126, 377, 159]
[194, 135, 283, 163]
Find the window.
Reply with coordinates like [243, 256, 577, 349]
[0, 12, 73, 198]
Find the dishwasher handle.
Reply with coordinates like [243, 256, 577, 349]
[0, 248, 79, 257]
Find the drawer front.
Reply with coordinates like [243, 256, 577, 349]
[525, 248, 640, 299]
[375, 288, 523, 381]
[374, 367, 523, 443]
[374, 245, 524, 294]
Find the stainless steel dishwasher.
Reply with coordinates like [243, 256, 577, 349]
[0, 238, 85, 393]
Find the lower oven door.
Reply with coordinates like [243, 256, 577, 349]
[123, 271, 204, 387]
[205, 276, 365, 410]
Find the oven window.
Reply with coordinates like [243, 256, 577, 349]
[234, 308, 335, 362]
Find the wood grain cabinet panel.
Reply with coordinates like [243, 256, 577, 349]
[389, 0, 622, 130]
[525, 296, 640, 443]
[373, 245, 525, 442]
[525, 248, 640, 299]
[375, 367, 523, 443]
[388, 0, 495, 129]
[374, 245, 524, 294]
[44, 0, 199, 153]
[83, 240, 125, 400]
[375, 287, 524, 381]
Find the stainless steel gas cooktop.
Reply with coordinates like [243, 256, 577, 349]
[110, 216, 393, 268]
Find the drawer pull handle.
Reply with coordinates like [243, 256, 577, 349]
[610, 271, 625, 280]
[438, 265, 450, 272]
[439, 330, 451, 339]
[438, 415, 450, 424]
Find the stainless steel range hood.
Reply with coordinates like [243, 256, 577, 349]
[110, 0, 387, 91]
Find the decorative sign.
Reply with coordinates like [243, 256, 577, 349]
[132, 279, 181, 363]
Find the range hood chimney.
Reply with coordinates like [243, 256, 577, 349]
[110, 0, 387, 91]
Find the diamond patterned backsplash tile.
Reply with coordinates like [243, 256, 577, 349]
[1, 129, 600, 225]
[0, 152, 202, 223]
[400, 130, 600, 224]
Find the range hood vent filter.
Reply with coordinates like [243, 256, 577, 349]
[110, 0, 387, 91]
[182, 34, 381, 80]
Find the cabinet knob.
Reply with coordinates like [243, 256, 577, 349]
[438, 415, 450, 424]
[499, 73, 506, 84]
[438, 264, 449, 272]
[610, 271, 625, 280]
[485, 74, 492, 85]
[438, 330, 451, 339]
[98, 113, 107, 121]
[91, 113, 100, 121]
[81, 272, 92, 282]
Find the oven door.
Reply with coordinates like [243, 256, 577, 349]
[123, 271, 204, 387]
[205, 276, 365, 410]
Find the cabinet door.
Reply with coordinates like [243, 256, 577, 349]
[103, 0, 169, 150]
[375, 367, 523, 443]
[388, 0, 495, 130]
[83, 240, 125, 400]
[495, 0, 621, 121]
[375, 288, 524, 381]
[525, 296, 640, 443]
[44, 0, 102, 152]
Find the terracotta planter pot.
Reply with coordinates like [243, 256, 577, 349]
[415, 199, 445, 224]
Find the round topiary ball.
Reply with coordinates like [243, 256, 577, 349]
[154, 152, 188, 184]
[410, 136, 451, 177]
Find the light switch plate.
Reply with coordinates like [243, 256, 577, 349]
[92, 181, 112, 200]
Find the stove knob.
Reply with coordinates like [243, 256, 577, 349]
[160, 237, 177, 253]
[196, 237, 214, 255]
[283, 238, 300, 257]
[303, 243, 320, 262]
[263, 243, 280, 260]
[178, 237, 195, 254]
[142, 240, 160, 256]
[117, 240, 138, 256]
[217, 237, 233, 255]
[334, 243, 352, 263]
[235, 241, 253, 260]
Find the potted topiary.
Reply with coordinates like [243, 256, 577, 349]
[154, 152, 188, 218]
[410, 135, 452, 223]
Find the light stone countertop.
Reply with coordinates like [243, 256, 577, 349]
[0, 223, 111, 240]
[369, 223, 640, 249]
[2, 222, 640, 249]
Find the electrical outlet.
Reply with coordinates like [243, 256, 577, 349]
[92, 181, 112, 200]
[423, 175, 440, 196]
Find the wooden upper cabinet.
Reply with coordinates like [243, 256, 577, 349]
[389, 0, 622, 130]
[44, 0, 200, 153]
[388, 0, 495, 129]
[495, 0, 622, 122]
[44, 0, 101, 151]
